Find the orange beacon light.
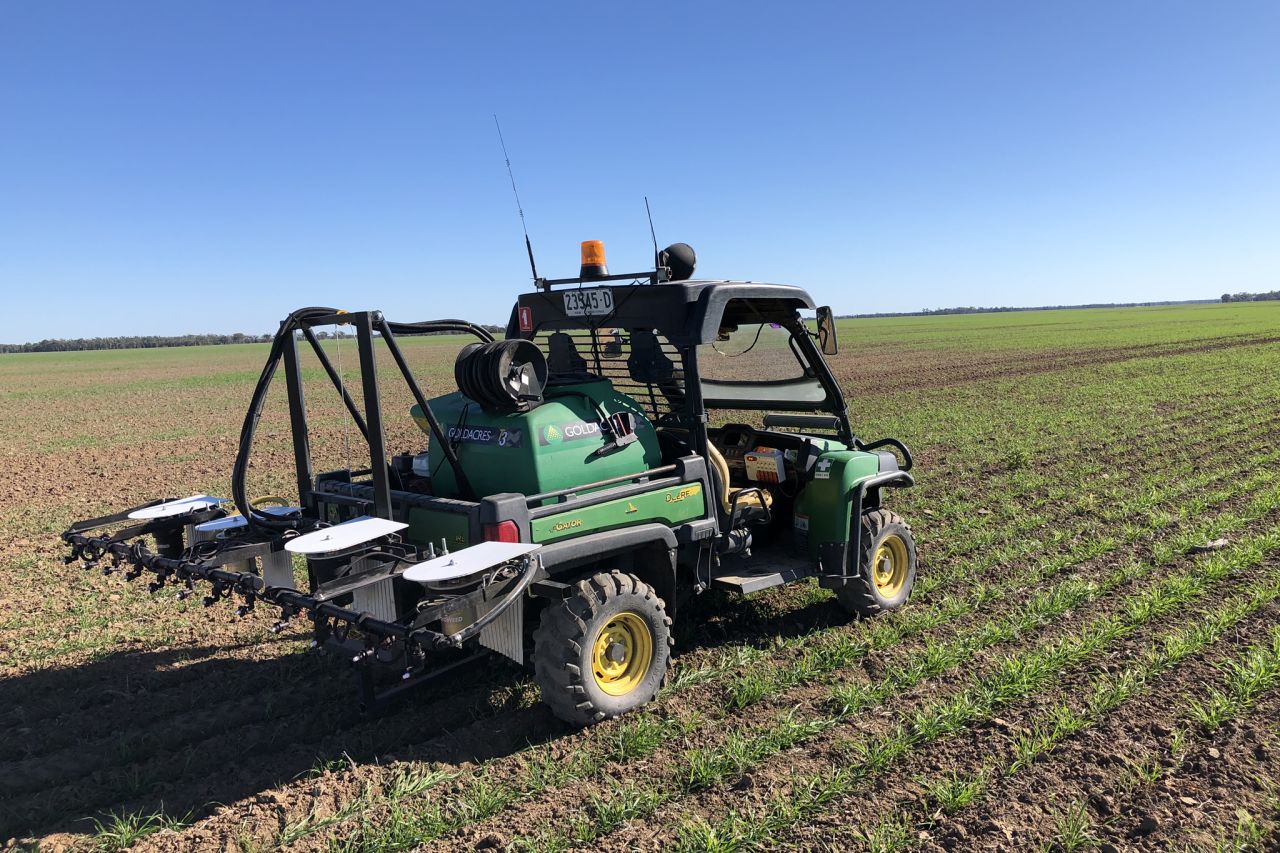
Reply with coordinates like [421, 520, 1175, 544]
[579, 240, 608, 279]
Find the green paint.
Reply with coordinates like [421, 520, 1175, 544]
[406, 506, 470, 550]
[532, 483, 707, 544]
[793, 450, 882, 559]
[415, 379, 663, 503]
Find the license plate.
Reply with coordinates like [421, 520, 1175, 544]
[562, 288, 614, 318]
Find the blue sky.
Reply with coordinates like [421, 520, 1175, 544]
[2, 2, 1278, 341]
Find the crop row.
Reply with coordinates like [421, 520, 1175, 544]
[31, 348, 1277, 846]
[533, 487, 1280, 848]
[18, 394, 1272, 843]
[830, 582, 1280, 850]
[661, 532, 1280, 852]
[257, 434, 1280, 850]
[345, 474, 1280, 851]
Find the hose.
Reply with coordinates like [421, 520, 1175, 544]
[231, 307, 347, 533]
[231, 310, 496, 532]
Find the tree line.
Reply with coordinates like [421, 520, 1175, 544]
[1, 325, 508, 354]
[1220, 291, 1280, 303]
[0, 333, 275, 353]
[849, 298, 1217, 319]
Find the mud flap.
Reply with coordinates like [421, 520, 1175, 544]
[479, 601, 524, 665]
[350, 557, 397, 622]
[261, 550, 296, 590]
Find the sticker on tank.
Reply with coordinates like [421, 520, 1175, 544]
[446, 425, 524, 447]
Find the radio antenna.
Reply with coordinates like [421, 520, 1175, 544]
[644, 196, 659, 274]
[494, 115, 538, 282]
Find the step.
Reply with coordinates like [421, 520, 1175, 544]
[711, 554, 815, 594]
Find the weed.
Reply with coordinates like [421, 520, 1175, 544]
[1047, 801, 1098, 851]
[90, 809, 188, 852]
[923, 770, 987, 815]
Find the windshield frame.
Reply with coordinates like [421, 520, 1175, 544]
[696, 315, 840, 413]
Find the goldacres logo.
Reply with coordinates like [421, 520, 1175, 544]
[543, 424, 561, 443]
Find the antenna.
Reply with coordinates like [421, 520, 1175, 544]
[494, 115, 538, 283]
[644, 196, 659, 274]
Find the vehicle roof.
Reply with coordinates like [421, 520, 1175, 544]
[506, 279, 817, 346]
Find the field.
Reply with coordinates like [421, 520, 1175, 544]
[2, 301, 1280, 852]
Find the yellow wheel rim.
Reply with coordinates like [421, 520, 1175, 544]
[591, 611, 653, 696]
[872, 534, 909, 597]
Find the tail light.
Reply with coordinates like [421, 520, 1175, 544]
[483, 520, 521, 543]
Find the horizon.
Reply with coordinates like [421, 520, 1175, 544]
[5, 295, 1271, 350]
[3, 2, 1278, 341]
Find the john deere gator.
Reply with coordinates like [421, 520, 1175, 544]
[62, 240, 917, 724]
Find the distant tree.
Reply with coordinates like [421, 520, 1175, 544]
[0, 333, 276, 354]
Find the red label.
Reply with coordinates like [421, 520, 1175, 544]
[518, 306, 533, 332]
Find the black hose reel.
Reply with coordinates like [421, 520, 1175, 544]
[454, 339, 548, 413]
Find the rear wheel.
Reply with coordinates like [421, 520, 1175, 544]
[533, 571, 673, 725]
[835, 509, 916, 617]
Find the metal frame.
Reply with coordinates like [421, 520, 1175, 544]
[274, 310, 494, 516]
[61, 493, 548, 712]
[536, 269, 664, 290]
[509, 280, 857, 451]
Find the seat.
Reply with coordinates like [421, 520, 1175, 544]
[706, 442, 773, 520]
[546, 332, 589, 375]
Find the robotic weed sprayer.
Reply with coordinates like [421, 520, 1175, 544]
[62, 242, 918, 724]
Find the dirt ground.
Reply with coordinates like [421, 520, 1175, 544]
[2, 302, 1279, 851]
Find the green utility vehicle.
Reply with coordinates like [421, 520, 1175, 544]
[62, 241, 917, 724]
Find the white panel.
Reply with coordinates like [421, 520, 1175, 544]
[194, 506, 300, 534]
[129, 495, 226, 520]
[285, 516, 408, 555]
[402, 541, 540, 584]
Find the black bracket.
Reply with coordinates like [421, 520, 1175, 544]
[818, 470, 914, 590]
[529, 578, 574, 600]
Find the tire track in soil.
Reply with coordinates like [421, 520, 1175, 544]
[788, 601, 1280, 851]
[129, 438, 1280, 852]
[563, 526, 1280, 852]
[414, 485, 1280, 852]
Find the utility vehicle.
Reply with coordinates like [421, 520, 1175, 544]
[62, 241, 917, 724]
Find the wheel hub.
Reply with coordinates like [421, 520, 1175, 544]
[872, 533, 909, 597]
[591, 612, 654, 696]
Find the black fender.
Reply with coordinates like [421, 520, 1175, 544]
[819, 470, 915, 589]
[536, 523, 679, 616]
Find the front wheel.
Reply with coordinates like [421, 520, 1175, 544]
[533, 571, 673, 726]
[835, 509, 917, 617]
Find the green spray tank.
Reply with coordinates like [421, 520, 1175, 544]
[411, 341, 661, 502]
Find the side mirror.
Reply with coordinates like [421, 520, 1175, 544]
[816, 306, 838, 355]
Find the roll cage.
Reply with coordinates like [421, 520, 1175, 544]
[505, 280, 857, 452]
